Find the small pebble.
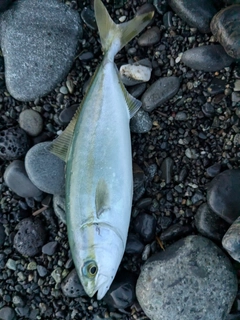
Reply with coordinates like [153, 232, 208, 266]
[133, 213, 156, 243]
[42, 241, 58, 255]
[61, 269, 86, 297]
[138, 26, 161, 46]
[19, 109, 43, 137]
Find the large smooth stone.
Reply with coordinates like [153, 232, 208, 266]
[136, 235, 237, 320]
[181, 45, 234, 72]
[207, 169, 240, 224]
[211, 5, 240, 59]
[25, 142, 65, 195]
[222, 216, 240, 262]
[168, 0, 217, 33]
[0, 0, 81, 101]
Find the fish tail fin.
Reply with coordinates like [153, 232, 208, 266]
[94, 0, 154, 56]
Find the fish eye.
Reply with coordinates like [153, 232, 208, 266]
[82, 260, 98, 278]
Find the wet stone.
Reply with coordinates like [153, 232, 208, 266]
[19, 109, 43, 137]
[25, 141, 65, 195]
[138, 26, 161, 47]
[211, 5, 240, 59]
[160, 157, 174, 184]
[222, 216, 240, 262]
[206, 163, 221, 177]
[130, 108, 152, 133]
[125, 233, 144, 255]
[153, 0, 168, 15]
[133, 213, 156, 243]
[4, 160, 43, 198]
[207, 78, 227, 95]
[168, 0, 217, 33]
[127, 83, 147, 99]
[207, 169, 240, 224]
[163, 11, 174, 28]
[136, 235, 238, 320]
[181, 45, 234, 72]
[0, 127, 30, 160]
[202, 102, 215, 118]
[13, 218, 47, 257]
[195, 203, 229, 242]
[61, 269, 86, 298]
[0, 223, 6, 247]
[160, 223, 192, 241]
[141, 76, 180, 112]
[0, 0, 82, 101]
[0, 307, 16, 320]
[81, 7, 97, 30]
[103, 271, 137, 309]
[42, 241, 58, 255]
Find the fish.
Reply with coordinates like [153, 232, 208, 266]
[50, 0, 154, 300]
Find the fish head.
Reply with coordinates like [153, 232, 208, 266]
[75, 223, 125, 300]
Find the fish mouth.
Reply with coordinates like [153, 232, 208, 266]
[96, 273, 111, 300]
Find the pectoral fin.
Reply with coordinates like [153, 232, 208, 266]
[95, 179, 110, 218]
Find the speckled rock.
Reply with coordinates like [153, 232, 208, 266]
[25, 141, 65, 195]
[19, 109, 43, 136]
[222, 216, 240, 262]
[130, 108, 152, 133]
[0, 0, 82, 101]
[61, 269, 86, 298]
[195, 203, 229, 242]
[141, 77, 180, 112]
[207, 169, 240, 224]
[14, 218, 47, 257]
[0, 127, 30, 160]
[168, 0, 217, 33]
[136, 235, 237, 320]
[211, 5, 240, 59]
[182, 45, 234, 72]
[4, 160, 43, 198]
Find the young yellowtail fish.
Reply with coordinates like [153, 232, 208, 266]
[50, 0, 154, 300]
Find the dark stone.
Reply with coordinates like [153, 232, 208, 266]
[206, 163, 221, 177]
[160, 157, 174, 184]
[0, 223, 5, 247]
[81, 7, 97, 30]
[207, 78, 227, 95]
[125, 233, 144, 254]
[133, 213, 157, 243]
[160, 223, 193, 241]
[202, 103, 215, 118]
[13, 218, 47, 257]
[181, 45, 234, 72]
[0, 307, 16, 320]
[168, 0, 217, 33]
[0, 0, 14, 12]
[0, 127, 30, 160]
[61, 269, 86, 297]
[207, 169, 240, 224]
[138, 26, 161, 47]
[163, 11, 174, 28]
[42, 241, 58, 255]
[127, 83, 147, 99]
[211, 5, 240, 59]
[103, 271, 137, 309]
[195, 203, 229, 241]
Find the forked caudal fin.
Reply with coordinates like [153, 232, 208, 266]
[94, 0, 154, 57]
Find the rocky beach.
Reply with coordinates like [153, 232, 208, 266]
[0, 0, 240, 319]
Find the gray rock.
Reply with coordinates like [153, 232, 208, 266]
[141, 77, 180, 112]
[127, 83, 147, 99]
[222, 216, 240, 262]
[4, 160, 43, 198]
[53, 194, 66, 224]
[42, 241, 58, 255]
[0, 127, 30, 160]
[207, 169, 240, 224]
[59, 104, 78, 125]
[130, 108, 152, 133]
[138, 26, 161, 46]
[61, 269, 86, 298]
[168, 0, 217, 33]
[181, 45, 234, 72]
[0, 307, 16, 320]
[19, 109, 43, 137]
[211, 5, 240, 59]
[136, 235, 237, 320]
[0, 0, 82, 101]
[14, 218, 47, 257]
[37, 265, 48, 277]
[195, 203, 229, 241]
[206, 163, 221, 177]
[25, 141, 65, 195]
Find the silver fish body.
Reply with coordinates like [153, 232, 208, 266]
[50, 0, 154, 299]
